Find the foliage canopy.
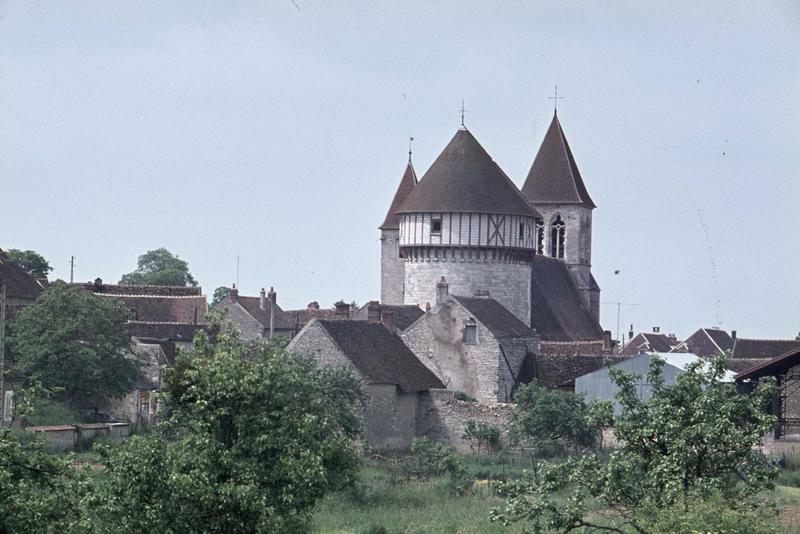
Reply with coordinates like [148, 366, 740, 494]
[492, 356, 778, 533]
[5, 248, 52, 279]
[7, 282, 140, 405]
[119, 247, 197, 287]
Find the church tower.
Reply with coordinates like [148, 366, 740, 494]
[394, 128, 540, 325]
[380, 160, 417, 304]
[522, 112, 600, 319]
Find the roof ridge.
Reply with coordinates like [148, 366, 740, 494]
[702, 328, 725, 354]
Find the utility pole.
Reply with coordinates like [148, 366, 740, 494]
[69, 256, 75, 283]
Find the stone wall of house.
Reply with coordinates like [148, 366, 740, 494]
[365, 384, 418, 450]
[498, 338, 531, 402]
[286, 321, 356, 371]
[416, 389, 515, 454]
[380, 229, 404, 305]
[402, 301, 503, 403]
[218, 301, 263, 342]
[404, 260, 531, 326]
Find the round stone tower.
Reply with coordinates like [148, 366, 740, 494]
[394, 127, 540, 325]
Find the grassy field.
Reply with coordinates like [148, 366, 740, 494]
[313, 455, 800, 534]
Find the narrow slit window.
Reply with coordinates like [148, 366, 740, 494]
[519, 222, 525, 241]
[431, 217, 442, 235]
[550, 215, 566, 259]
[463, 319, 478, 344]
[536, 219, 544, 254]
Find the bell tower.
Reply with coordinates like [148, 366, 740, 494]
[522, 112, 600, 319]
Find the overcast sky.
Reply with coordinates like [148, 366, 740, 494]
[1, 1, 798, 340]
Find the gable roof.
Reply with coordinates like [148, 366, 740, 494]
[380, 161, 417, 230]
[96, 293, 208, 324]
[522, 113, 595, 208]
[234, 295, 295, 331]
[622, 332, 678, 356]
[731, 338, 800, 359]
[671, 328, 732, 358]
[530, 256, 605, 341]
[0, 248, 46, 301]
[354, 303, 425, 332]
[735, 347, 800, 381]
[315, 320, 444, 393]
[396, 128, 539, 218]
[451, 295, 531, 339]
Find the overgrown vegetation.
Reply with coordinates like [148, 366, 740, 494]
[492, 355, 779, 533]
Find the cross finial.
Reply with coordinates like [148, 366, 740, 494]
[548, 84, 563, 114]
[460, 99, 466, 127]
[408, 136, 414, 163]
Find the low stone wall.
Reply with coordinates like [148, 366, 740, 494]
[417, 389, 515, 454]
[27, 422, 131, 452]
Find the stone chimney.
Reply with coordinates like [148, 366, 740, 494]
[259, 288, 266, 310]
[381, 310, 394, 332]
[366, 301, 381, 323]
[602, 330, 614, 350]
[230, 285, 238, 301]
[652, 326, 660, 333]
[334, 302, 350, 319]
[268, 286, 276, 306]
[436, 277, 449, 305]
[628, 324, 634, 340]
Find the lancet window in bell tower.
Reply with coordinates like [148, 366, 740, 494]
[550, 215, 565, 259]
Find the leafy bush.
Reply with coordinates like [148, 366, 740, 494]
[24, 398, 82, 426]
[642, 495, 778, 534]
[405, 438, 472, 495]
[462, 420, 501, 454]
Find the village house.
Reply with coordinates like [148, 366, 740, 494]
[212, 286, 296, 340]
[287, 318, 444, 450]
[621, 328, 679, 356]
[354, 301, 425, 333]
[670, 327, 734, 357]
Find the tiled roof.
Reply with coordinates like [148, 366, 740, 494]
[354, 303, 424, 332]
[128, 322, 203, 342]
[451, 295, 531, 339]
[622, 332, 678, 356]
[96, 294, 207, 324]
[70, 282, 201, 296]
[234, 295, 295, 331]
[0, 248, 45, 301]
[735, 347, 800, 380]
[396, 128, 539, 218]
[316, 320, 444, 393]
[380, 161, 417, 230]
[530, 256, 605, 341]
[522, 113, 595, 208]
[672, 328, 731, 358]
[534, 353, 625, 389]
[285, 304, 349, 330]
[731, 338, 800, 359]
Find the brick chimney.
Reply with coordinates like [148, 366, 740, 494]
[603, 330, 614, 350]
[436, 277, 449, 305]
[366, 301, 381, 323]
[334, 302, 350, 319]
[381, 310, 394, 332]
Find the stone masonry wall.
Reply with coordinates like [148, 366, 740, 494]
[365, 384, 417, 450]
[402, 301, 506, 404]
[380, 229, 404, 305]
[416, 389, 515, 454]
[218, 300, 264, 342]
[286, 321, 356, 371]
[404, 260, 531, 326]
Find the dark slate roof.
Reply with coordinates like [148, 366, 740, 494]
[354, 303, 424, 332]
[285, 304, 348, 331]
[731, 338, 800, 359]
[735, 348, 800, 380]
[451, 296, 531, 339]
[521, 113, 595, 208]
[671, 328, 731, 358]
[97, 294, 208, 324]
[234, 295, 295, 331]
[316, 320, 444, 393]
[622, 332, 678, 356]
[530, 256, 605, 341]
[380, 161, 417, 230]
[0, 248, 46, 301]
[396, 129, 539, 218]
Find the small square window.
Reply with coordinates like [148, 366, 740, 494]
[431, 218, 442, 235]
[463, 319, 478, 344]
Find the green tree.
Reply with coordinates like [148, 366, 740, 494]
[119, 247, 197, 287]
[210, 286, 231, 307]
[492, 356, 778, 533]
[508, 380, 597, 453]
[85, 330, 365, 532]
[6, 282, 141, 405]
[5, 248, 52, 278]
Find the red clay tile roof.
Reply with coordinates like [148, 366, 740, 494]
[70, 282, 201, 296]
[396, 128, 539, 218]
[96, 294, 207, 324]
[734, 348, 800, 380]
[672, 328, 732, 358]
[622, 332, 678, 356]
[731, 338, 800, 359]
[522, 113, 595, 208]
[234, 295, 295, 331]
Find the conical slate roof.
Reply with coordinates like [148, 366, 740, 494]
[396, 128, 538, 217]
[379, 161, 417, 230]
[522, 113, 595, 208]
